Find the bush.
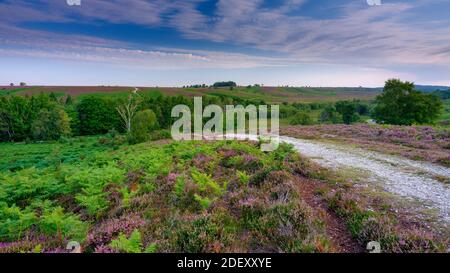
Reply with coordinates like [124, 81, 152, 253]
[289, 111, 314, 125]
[335, 101, 360, 124]
[319, 106, 342, 124]
[128, 109, 159, 144]
[149, 129, 171, 141]
[31, 108, 71, 140]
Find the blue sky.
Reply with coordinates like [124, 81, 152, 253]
[1, 0, 450, 87]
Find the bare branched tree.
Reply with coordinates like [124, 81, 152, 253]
[116, 92, 141, 133]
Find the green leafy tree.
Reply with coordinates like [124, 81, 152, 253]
[31, 108, 71, 140]
[128, 109, 159, 144]
[76, 96, 121, 135]
[213, 81, 237, 88]
[335, 101, 360, 124]
[0, 94, 57, 141]
[289, 111, 314, 125]
[373, 79, 443, 125]
[65, 95, 74, 105]
[319, 105, 342, 124]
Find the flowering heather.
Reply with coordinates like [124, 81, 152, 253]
[282, 124, 450, 166]
[167, 172, 179, 183]
[1, 138, 447, 253]
[0, 235, 62, 253]
[86, 213, 146, 249]
[191, 154, 213, 169]
[42, 248, 70, 253]
[94, 245, 118, 253]
[219, 149, 262, 172]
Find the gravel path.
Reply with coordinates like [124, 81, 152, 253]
[279, 136, 450, 223]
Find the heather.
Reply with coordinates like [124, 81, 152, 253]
[282, 124, 450, 166]
[0, 138, 333, 253]
[1, 136, 446, 253]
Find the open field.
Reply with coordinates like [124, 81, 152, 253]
[0, 86, 381, 103]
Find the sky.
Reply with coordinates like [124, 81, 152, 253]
[0, 0, 450, 87]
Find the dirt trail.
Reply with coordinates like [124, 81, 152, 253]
[280, 136, 450, 223]
[293, 176, 364, 253]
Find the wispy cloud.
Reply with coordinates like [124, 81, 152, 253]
[0, 25, 294, 69]
[2, 0, 450, 67]
[0, 0, 449, 86]
[169, 0, 450, 67]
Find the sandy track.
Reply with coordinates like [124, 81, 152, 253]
[279, 136, 450, 223]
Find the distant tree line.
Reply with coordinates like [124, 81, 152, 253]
[0, 92, 267, 143]
[0, 79, 443, 142]
[181, 82, 238, 89]
[431, 89, 450, 100]
[213, 81, 237, 88]
[287, 99, 370, 125]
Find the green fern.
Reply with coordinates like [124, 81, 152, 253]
[109, 229, 158, 253]
[194, 194, 213, 210]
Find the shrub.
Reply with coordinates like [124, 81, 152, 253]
[175, 216, 220, 252]
[289, 111, 314, 125]
[335, 101, 360, 124]
[319, 106, 342, 124]
[128, 109, 159, 144]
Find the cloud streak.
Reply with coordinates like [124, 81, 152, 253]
[0, 0, 449, 85]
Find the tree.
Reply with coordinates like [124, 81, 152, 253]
[432, 90, 450, 100]
[213, 81, 237, 88]
[335, 101, 360, 124]
[31, 108, 71, 140]
[49, 92, 58, 101]
[128, 109, 158, 144]
[65, 95, 74, 105]
[319, 105, 342, 124]
[0, 94, 60, 141]
[289, 111, 314, 125]
[0, 96, 33, 141]
[77, 95, 121, 135]
[116, 93, 141, 133]
[372, 79, 443, 125]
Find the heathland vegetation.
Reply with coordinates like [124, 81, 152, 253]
[0, 79, 448, 253]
